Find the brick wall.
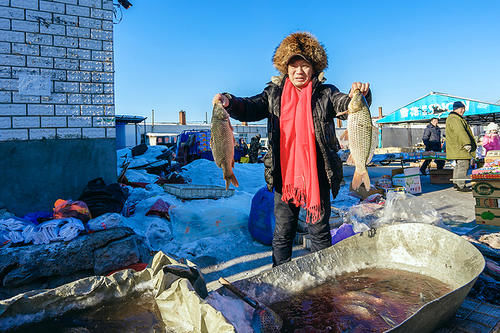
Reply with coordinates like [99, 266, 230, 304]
[0, 0, 115, 141]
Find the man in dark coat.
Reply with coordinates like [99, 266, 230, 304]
[420, 117, 445, 175]
[249, 134, 261, 163]
[213, 32, 371, 266]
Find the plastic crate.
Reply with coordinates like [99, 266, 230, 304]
[163, 184, 234, 200]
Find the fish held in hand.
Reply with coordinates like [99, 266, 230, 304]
[346, 89, 377, 191]
[210, 102, 239, 190]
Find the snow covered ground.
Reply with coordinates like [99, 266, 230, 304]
[116, 148, 362, 285]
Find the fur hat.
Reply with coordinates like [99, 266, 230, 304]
[486, 122, 499, 132]
[273, 32, 328, 74]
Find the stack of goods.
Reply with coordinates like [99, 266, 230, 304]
[472, 159, 500, 179]
[375, 175, 392, 190]
[472, 151, 500, 226]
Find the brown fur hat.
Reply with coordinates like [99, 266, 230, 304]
[273, 32, 327, 74]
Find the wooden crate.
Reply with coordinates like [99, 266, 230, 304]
[430, 169, 454, 184]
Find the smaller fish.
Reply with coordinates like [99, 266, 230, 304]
[210, 102, 239, 190]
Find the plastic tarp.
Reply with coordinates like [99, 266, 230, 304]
[0, 252, 235, 333]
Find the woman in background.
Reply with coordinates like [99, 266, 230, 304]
[482, 122, 500, 154]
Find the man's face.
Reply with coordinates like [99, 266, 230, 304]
[287, 58, 314, 88]
[431, 119, 438, 126]
[455, 107, 466, 115]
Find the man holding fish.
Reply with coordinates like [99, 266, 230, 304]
[212, 32, 372, 266]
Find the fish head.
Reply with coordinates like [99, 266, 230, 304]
[348, 89, 366, 113]
[212, 102, 229, 121]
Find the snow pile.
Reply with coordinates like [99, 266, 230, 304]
[118, 159, 268, 263]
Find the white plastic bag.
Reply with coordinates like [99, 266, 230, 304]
[87, 213, 122, 231]
[59, 218, 85, 241]
[375, 191, 442, 227]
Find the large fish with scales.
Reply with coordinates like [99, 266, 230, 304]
[343, 89, 377, 191]
[210, 102, 239, 190]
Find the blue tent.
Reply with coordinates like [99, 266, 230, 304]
[377, 92, 500, 125]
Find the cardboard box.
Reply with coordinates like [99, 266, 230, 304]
[430, 169, 453, 184]
[473, 179, 500, 226]
[374, 147, 415, 154]
[392, 167, 421, 194]
[472, 179, 500, 197]
[392, 167, 420, 177]
[392, 167, 404, 177]
[485, 150, 500, 163]
[475, 207, 500, 226]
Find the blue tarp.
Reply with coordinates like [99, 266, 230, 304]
[377, 92, 500, 124]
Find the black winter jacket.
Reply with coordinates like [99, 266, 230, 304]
[224, 73, 372, 199]
[422, 123, 442, 152]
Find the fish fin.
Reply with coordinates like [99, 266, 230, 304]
[346, 153, 355, 166]
[352, 170, 370, 191]
[339, 129, 349, 141]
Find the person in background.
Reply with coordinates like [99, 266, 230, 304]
[481, 122, 500, 154]
[212, 32, 371, 266]
[420, 117, 445, 175]
[181, 134, 196, 165]
[445, 101, 476, 192]
[239, 138, 249, 157]
[249, 134, 261, 163]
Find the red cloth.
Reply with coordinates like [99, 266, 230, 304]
[106, 263, 148, 276]
[280, 78, 321, 223]
[146, 199, 171, 221]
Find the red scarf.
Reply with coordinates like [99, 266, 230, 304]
[280, 78, 321, 223]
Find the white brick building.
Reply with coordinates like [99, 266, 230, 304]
[0, 0, 115, 141]
[0, 0, 117, 215]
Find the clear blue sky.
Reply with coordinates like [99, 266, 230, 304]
[114, 1, 500, 123]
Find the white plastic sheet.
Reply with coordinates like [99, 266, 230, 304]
[375, 191, 442, 227]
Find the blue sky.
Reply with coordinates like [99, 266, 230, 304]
[113, 1, 500, 123]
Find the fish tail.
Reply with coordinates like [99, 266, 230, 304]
[225, 172, 239, 190]
[230, 173, 239, 188]
[352, 169, 371, 191]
